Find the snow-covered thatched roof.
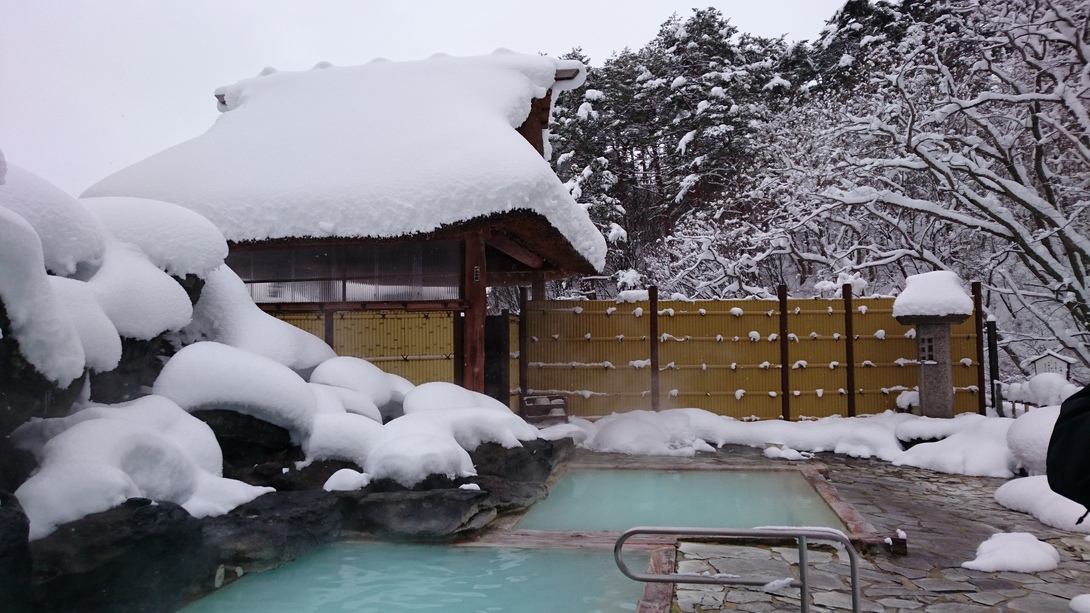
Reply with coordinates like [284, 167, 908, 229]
[84, 51, 606, 272]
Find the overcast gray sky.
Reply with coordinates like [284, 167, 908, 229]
[0, 0, 845, 195]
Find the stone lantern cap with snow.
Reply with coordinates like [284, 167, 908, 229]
[892, 270, 973, 325]
[892, 271, 973, 418]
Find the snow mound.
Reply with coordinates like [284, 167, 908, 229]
[1006, 373, 1080, 407]
[311, 356, 393, 409]
[88, 240, 193, 340]
[387, 373, 415, 404]
[0, 165, 104, 276]
[304, 412, 386, 466]
[894, 412, 985, 442]
[536, 423, 588, 444]
[309, 383, 382, 422]
[47, 276, 121, 373]
[14, 416, 269, 540]
[84, 52, 604, 271]
[892, 271, 972, 319]
[960, 532, 1059, 572]
[81, 196, 228, 278]
[995, 476, 1090, 533]
[1072, 594, 1090, 613]
[1007, 406, 1059, 476]
[0, 207, 85, 386]
[585, 411, 714, 456]
[893, 417, 1016, 477]
[153, 341, 316, 441]
[12, 395, 224, 475]
[385, 408, 537, 452]
[401, 381, 512, 414]
[181, 265, 335, 372]
[365, 433, 476, 487]
[323, 468, 371, 492]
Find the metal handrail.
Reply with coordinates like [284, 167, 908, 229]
[614, 526, 861, 613]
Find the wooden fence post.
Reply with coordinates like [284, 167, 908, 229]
[842, 284, 857, 418]
[649, 286, 660, 411]
[778, 285, 791, 421]
[518, 287, 529, 416]
[972, 281, 987, 415]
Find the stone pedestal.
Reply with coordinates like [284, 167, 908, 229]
[895, 314, 969, 419]
[916, 323, 954, 418]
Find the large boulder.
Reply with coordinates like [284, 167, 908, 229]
[0, 305, 84, 441]
[0, 491, 31, 613]
[199, 490, 342, 591]
[469, 437, 574, 482]
[470, 475, 547, 514]
[29, 498, 205, 613]
[190, 408, 301, 469]
[0, 437, 36, 493]
[87, 335, 175, 404]
[230, 459, 360, 491]
[337, 487, 496, 541]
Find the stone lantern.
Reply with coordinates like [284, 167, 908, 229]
[893, 271, 973, 418]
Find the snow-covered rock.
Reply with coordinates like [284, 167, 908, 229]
[0, 165, 104, 276]
[1006, 406, 1059, 476]
[182, 265, 335, 373]
[81, 196, 227, 278]
[153, 341, 316, 441]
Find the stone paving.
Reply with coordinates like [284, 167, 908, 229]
[671, 445, 1090, 612]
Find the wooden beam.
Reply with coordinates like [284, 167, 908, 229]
[554, 68, 581, 81]
[258, 300, 466, 313]
[516, 89, 552, 157]
[462, 233, 488, 392]
[486, 232, 544, 268]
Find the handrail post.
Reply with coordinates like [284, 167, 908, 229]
[798, 535, 809, 613]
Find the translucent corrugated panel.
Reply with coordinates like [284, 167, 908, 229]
[249, 280, 342, 303]
[228, 241, 459, 304]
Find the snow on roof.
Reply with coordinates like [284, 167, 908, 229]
[83, 51, 606, 271]
[892, 270, 973, 319]
[1025, 350, 1077, 365]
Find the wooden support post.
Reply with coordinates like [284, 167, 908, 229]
[972, 281, 987, 415]
[988, 318, 1003, 416]
[453, 312, 464, 386]
[649, 285, 660, 411]
[778, 285, 791, 421]
[518, 287, 529, 416]
[323, 309, 335, 349]
[531, 271, 546, 301]
[843, 284, 857, 417]
[462, 233, 487, 392]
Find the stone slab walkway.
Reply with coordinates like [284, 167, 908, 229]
[671, 445, 1090, 612]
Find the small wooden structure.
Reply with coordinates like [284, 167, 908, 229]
[84, 55, 604, 396]
[1028, 350, 1076, 379]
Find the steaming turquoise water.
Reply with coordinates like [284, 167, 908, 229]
[516, 469, 846, 532]
[184, 543, 646, 613]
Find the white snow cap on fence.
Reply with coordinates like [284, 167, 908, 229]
[83, 51, 605, 271]
[892, 271, 972, 318]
